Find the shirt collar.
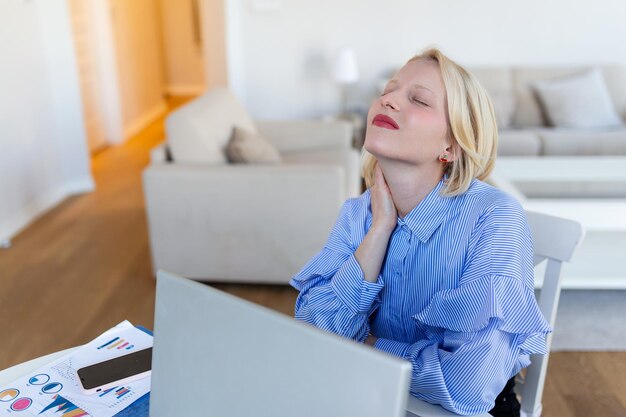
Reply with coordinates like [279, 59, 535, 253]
[397, 177, 452, 243]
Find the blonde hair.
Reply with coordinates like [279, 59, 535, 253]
[362, 47, 498, 196]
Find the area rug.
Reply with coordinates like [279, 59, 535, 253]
[550, 290, 626, 351]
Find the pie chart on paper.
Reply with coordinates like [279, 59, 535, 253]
[29, 373, 50, 385]
[41, 383, 63, 394]
[0, 388, 19, 402]
[11, 397, 32, 411]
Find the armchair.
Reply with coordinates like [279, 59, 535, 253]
[143, 88, 361, 283]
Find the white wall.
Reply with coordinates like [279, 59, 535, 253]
[0, 0, 94, 243]
[226, 0, 626, 119]
[201, 0, 228, 90]
[111, 0, 167, 139]
[159, 0, 206, 95]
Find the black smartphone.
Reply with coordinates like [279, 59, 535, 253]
[76, 347, 152, 394]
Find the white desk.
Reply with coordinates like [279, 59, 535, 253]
[0, 350, 487, 417]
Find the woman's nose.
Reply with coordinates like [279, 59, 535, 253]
[381, 94, 399, 111]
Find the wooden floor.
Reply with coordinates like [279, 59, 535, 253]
[1, 98, 625, 417]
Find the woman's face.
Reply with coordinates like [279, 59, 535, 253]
[364, 59, 452, 168]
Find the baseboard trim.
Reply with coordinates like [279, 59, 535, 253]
[123, 100, 168, 141]
[0, 177, 95, 243]
[64, 177, 96, 194]
[166, 84, 206, 96]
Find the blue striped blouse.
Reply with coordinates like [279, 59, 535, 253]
[290, 177, 551, 415]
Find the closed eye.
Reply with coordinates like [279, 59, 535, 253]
[411, 97, 429, 106]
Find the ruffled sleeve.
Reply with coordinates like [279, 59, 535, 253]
[413, 274, 551, 355]
[374, 274, 550, 415]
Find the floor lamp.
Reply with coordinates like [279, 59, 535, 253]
[332, 47, 359, 118]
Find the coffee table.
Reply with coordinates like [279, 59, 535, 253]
[490, 156, 626, 289]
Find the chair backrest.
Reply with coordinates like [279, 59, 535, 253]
[165, 87, 257, 165]
[520, 210, 585, 417]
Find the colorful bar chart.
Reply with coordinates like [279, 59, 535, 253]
[96, 337, 135, 351]
[98, 387, 116, 398]
[97, 385, 132, 400]
[114, 387, 130, 399]
[96, 337, 119, 349]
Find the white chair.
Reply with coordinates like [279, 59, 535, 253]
[405, 210, 584, 417]
[517, 210, 584, 417]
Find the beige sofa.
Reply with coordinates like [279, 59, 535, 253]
[469, 66, 626, 156]
[143, 88, 361, 283]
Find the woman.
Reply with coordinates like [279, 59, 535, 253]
[290, 48, 550, 417]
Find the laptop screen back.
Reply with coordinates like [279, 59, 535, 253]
[150, 270, 412, 417]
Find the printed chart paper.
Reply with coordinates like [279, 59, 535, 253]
[0, 321, 152, 416]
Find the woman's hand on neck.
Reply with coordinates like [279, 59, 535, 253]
[377, 159, 445, 218]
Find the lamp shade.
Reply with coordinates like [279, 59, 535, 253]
[332, 47, 359, 84]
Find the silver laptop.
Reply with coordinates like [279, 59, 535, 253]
[150, 270, 413, 417]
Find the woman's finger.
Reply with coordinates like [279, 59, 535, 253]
[374, 164, 389, 191]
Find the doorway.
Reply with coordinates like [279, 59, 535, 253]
[66, 0, 226, 154]
[68, 0, 109, 153]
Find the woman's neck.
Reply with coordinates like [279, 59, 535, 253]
[377, 161, 444, 218]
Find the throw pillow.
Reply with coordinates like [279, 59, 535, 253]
[166, 87, 258, 164]
[226, 127, 282, 164]
[532, 68, 623, 129]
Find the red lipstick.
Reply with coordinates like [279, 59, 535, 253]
[372, 114, 399, 130]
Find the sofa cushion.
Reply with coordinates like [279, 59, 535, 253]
[469, 67, 514, 92]
[282, 148, 361, 196]
[537, 128, 626, 156]
[512, 67, 589, 127]
[226, 127, 282, 164]
[256, 120, 353, 152]
[533, 68, 623, 129]
[497, 129, 542, 156]
[166, 87, 257, 164]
